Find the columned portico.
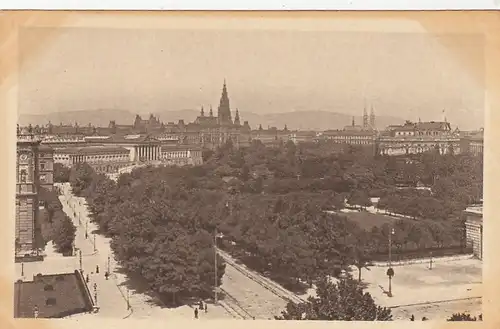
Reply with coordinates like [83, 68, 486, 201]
[134, 144, 161, 162]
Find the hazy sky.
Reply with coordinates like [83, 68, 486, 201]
[18, 27, 485, 129]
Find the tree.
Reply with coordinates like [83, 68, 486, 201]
[276, 275, 392, 320]
[52, 216, 76, 254]
[54, 163, 71, 183]
[447, 313, 480, 321]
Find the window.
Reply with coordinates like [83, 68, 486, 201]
[44, 284, 54, 291]
[40, 162, 45, 170]
[40, 174, 46, 182]
[45, 297, 57, 306]
[19, 169, 27, 183]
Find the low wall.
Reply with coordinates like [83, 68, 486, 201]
[74, 269, 95, 313]
[15, 255, 44, 263]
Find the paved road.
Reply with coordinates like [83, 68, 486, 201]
[55, 183, 232, 320]
[220, 262, 287, 319]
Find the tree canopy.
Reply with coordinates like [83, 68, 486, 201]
[276, 275, 392, 321]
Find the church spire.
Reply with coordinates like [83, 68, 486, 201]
[218, 79, 232, 124]
[209, 105, 213, 117]
[370, 105, 376, 129]
[234, 108, 241, 125]
[201, 106, 205, 117]
[363, 105, 368, 129]
[352, 116, 355, 127]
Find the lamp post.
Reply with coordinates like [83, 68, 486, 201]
[85, 221, 88, 239]
[93, 233, 96, 252]
[79, 250, 83, 272]
[21, 262, 24, 277]
[429, 251, 433, 270]
[107, 255, 111, 273]
[388, 227, 395, 267]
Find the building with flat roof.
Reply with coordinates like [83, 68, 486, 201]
[464, 202, 483, 260]
[14, 270, 94, 318]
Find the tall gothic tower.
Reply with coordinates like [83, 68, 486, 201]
[363, 106, 369, 130]
[217, 80, 232, 125]
[16, 125, 41, 254]
[370, 105, 376, 129]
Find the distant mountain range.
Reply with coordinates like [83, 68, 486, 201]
[18, 109, 405, 131]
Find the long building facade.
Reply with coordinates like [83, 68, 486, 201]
[22, 81, 482, 159]
[377, 120, 461, 156]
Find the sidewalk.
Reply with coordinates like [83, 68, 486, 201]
[59, 183, 233, 320]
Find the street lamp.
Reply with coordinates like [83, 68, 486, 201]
[21, 262, 24, 277]
[85, 221, 88, 239]
[388, 227, 395, 267]
[79, 250, 83, 272]
[93, 233, 96, 252]
[429, 251, 433, 270]
[107, 255, 111, 273]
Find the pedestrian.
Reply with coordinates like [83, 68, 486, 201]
[194, 308, 198, 319]
[199, 300, 203, 309]
[105, 272, 109, 280]
[96, 265, 99, 274]
[86, 274, 89, 283]
[410, 315, 415, 321]
[204, 303, 207, 313]
[422, 317, 428, 321]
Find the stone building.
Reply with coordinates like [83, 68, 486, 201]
[16, 125, 42, 255]
[461, 129, 484, 157]
[317, 108, 377, 146]
[464, 203, 483, 260]
[377, 120, 461, 156]
[38, 145, 54, 191]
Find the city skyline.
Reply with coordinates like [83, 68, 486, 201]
[18, 28, 485, 130]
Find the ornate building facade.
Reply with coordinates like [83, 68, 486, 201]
[377, 120, 461, 156]
[16, 126, 54, 255]
[51, 135, 203, 173]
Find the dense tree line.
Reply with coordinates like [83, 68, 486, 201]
[38, 187, 76, 254]
[69, 163, 226, 306]
[68, 139, 482, 313]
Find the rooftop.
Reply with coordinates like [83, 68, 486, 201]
[55, 146, 129, 155]
[465, 205, 483, 216]
[14, 271, 91, 318]
[323, 130, 376, 136]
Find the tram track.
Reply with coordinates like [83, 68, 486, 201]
[217, 248, 305, 305]
[218, 287, 254, 319]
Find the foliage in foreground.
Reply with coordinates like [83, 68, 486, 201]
[447, 313, 482, 321]
[276, 275, 392, 321]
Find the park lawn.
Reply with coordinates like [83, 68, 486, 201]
[337, 211, 398, 230]
[336, 210, 444, 231]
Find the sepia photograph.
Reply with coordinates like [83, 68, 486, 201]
[6, 11, 492, 323]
